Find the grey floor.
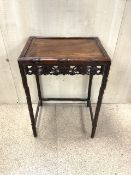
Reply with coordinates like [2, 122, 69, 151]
[0, 104, 131, 175]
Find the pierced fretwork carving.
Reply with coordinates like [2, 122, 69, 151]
[25, 65, 103, 75]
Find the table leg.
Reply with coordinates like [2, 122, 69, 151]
[87, 74, 93, 107]
[35, 75, 42, 106]
[91, 63, 111, 138]
[18, 63, 37, 137]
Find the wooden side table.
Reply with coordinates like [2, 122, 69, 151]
[18, 37, 111, 138]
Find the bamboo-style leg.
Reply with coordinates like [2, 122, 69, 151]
[35, 75, 42, 106]
[18, 62, 37, 137]
[87, 74, 93, 107]
[91, 64, 111, 138]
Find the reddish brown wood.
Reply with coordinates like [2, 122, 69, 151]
[18, 36, 111, 138]
[18, 36, 110, 65]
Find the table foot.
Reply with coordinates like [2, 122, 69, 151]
[91, 125, 96, 138]
[32, 125, 37, 137]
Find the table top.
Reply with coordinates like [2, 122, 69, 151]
[19, 37, 111, 64]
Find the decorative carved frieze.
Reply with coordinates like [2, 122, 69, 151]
[25, 65, 103, 75]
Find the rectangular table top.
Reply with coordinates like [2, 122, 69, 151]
[19, 37, 111, 64]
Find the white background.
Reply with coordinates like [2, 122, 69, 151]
[0, 0, 131, 104]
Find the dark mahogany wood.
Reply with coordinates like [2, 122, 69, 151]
[19, 36, 110, 65]
[18, 36, 111, 138]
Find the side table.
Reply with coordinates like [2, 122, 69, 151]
[18, 37, 111, 138]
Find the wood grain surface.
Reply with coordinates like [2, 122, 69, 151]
[19, 37, 110, 66]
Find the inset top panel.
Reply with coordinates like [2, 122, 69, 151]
[19, 37, 111, 63]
